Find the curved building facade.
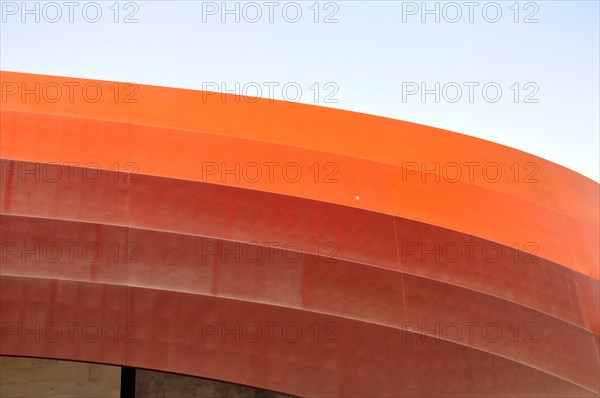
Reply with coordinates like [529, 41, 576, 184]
[0, 71, 598, 397]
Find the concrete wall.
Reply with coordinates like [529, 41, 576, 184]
[135, 369, 291, 398]
[0, 357, 291, 398]
[0, 356, 120, 397]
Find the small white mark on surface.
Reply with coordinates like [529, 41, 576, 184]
[355, 195, 360, 200]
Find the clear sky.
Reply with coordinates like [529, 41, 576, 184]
[1, 0, 598, 181]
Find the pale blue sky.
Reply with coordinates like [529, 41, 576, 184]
[1, 0, 598, 181]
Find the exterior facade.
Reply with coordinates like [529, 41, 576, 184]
[1, 71, 598, 397]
